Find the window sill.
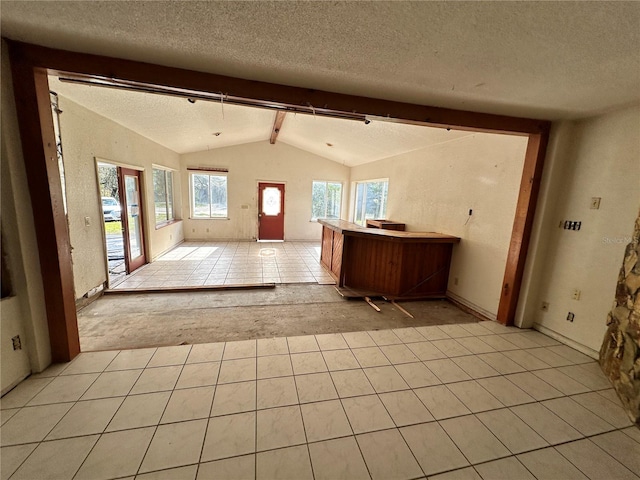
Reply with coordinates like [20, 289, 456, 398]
[189, 217, 230, 220]
[155, 219, 182, 230]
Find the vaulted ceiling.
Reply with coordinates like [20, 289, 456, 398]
[3, 1, 639, 122]
[49, 76, 473, 166]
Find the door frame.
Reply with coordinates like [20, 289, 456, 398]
[257, 181, 286, 241]
[7, 40, 550, 362]
[94, 158, 147, 288]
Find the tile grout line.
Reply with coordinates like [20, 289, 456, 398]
[286, 337, 317, 480]
[315, 332, 375, 480]
[69, 349, 156, 479]
[254, 339, 259, 480]
[132, 345, 193, 477]
[194, 341, 226, 480]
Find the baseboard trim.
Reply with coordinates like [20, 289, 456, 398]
[151, 239, 185, 262]
[75, 284, 104, 310]
[533, 323, 599, 359]
[446, 291, 497, 323]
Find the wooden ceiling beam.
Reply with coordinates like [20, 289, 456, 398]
[270, 111, 286, 144]
[8, 40, 551, 135]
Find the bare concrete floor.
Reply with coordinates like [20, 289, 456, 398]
[78, 284, 479, 351]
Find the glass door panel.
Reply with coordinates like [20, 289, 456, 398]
[125, 175, 142, 260]
[262, 187, 281, 216]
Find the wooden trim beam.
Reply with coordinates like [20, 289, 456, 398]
[8, 55, 80, 362]
[8, 40, 549, 135]
[270, 111, 286, 144]
[497, 130, 550, 325]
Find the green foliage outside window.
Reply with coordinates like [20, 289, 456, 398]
[153, 168, 174, 225]
[312, 181, 342, 220]
[191, 173, 228, 218]
[354, 180, 388, 225]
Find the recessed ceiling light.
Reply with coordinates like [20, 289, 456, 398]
[326, 143, 333, 147]
[187, 98, 196, 104]
[212, 132, 222, 136]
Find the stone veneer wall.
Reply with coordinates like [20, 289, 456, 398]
[600, 209, 640, 425]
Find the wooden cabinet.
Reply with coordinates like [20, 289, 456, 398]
[319, 219, 460, 299]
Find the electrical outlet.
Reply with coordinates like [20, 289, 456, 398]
[84, 216, 91, 227]
[541, 301, 549, 312]
[571, 289, 581, 300]
[453, 277, 459, 286]
[192, 228, 195, 233]
[590, 197, 601, 209]
[566, 312, 575, 322]
[12, 335, 21, 350]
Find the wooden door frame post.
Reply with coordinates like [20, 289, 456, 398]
[6, 40, 549, 362]
[497, 132, 550, 324]
[8, 54, 80, 362]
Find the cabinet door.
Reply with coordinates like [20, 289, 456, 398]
[331, 231, 344, 282]
[321, 227, 334, 269]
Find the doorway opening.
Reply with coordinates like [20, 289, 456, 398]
[8, 41, 550, 362]
[258, 182, 285, 241]
[97, 162, 125, 286]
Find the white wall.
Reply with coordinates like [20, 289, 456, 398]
[180, 141, 350, 241]
[517, 105, 640, 354]
[58, 96, 184, 298]
[1, 40, 52, 388]
[350, 133, 528, 318]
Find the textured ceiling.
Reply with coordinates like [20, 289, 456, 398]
[3, 2, 639, 120]
[49, 76, 472, 165]
[50, 78, 275, 154]
[278, 113, 471, 167]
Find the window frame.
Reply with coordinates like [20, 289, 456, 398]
[152, 167, 175, 227]
[311, 180, 343, 221]
[352, 178, 389, 226]
[189, 170, 229, 219]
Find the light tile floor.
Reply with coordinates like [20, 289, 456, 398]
[113, 241, 334, 289]
[2, 321, 639, 480]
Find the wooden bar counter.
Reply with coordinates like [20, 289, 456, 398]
[319, 219, 460, 299]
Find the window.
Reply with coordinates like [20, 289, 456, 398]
[312, 181, 342, 220]
[353, 179, 389, 226]
[153, 168, 175, 226]
[191, 172, 228, 218]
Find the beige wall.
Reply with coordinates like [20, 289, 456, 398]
[350, 133, 528, 318]
[517, 105, 640, 355]
[58, 96, 184, 298]
[1, 40, 52, 389]
[180, 141, 350, 241]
